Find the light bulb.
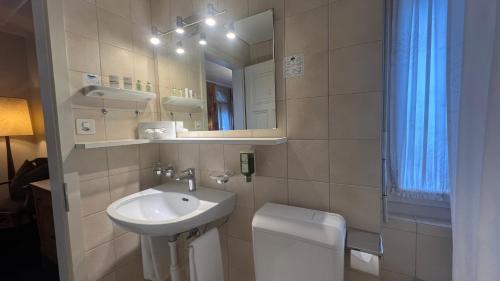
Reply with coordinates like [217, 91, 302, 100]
[150, 36, 161, 45]
[199, 33, 207, 46]
[176, 47, 185, 54]
[175, 16, 185, 34]
[226, 31, 236, 39]
[205, 17, 216, 26]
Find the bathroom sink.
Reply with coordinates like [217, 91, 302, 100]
[106, 183, 236, 236]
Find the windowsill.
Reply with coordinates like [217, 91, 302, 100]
[388, 194, 450, 208]
[388, 195, 451, 223]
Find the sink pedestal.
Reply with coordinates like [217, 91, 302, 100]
[168, 237, 181, 281]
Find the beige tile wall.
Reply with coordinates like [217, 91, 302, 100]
[62, 0, 159, 280]
[61, 0, 451, 280]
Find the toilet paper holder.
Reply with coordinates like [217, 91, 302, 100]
[346, 228, 383, 276]
[346, 228, 383, 257]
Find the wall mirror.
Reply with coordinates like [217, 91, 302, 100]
[154, 7, 276, 132]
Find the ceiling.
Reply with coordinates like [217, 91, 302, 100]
[205, 60, 233, 87]
[0, 0, 33, 37]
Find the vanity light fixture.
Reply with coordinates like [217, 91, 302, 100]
[226, 23, 236, 39]
[150, 36, 161, 45]
[199, 33, 207, 45]
[176, 41, 185, 54]
[205, 4, 217, 26]
[175, 16, 185, 34]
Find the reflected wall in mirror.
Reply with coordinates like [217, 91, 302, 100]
[153, 5, 276, 132]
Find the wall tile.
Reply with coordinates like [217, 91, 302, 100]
[330, 139, 381, 187]
[96, 0, 131, 18]
[331, 42, 382, 95]
[219, 0, 249, 22]
[285, 6, 328, 55]
[113, 232, 140, 267]
[330, 92, 381, 139]
[285, 51, 329, 99]
[254, 176, 287, 210]
[133, 53, 155, 86]
[107, 145, 140, 175]
[159, 143, 179, 166]
[383, 216, 416, 233]
[228, 206, 254, 242]
[104, 110, 138, 140]
[416, 234, 452, 281]
[132, 23, 154, 58]
[68, 148, 109, 181]
[416, 222, 452, 238]
[86, 242, 116, 281]
[63, 0, 99, 39]
[140, 167, 161, 189]
[287, 97, 329, 140]
[139, 143, 159, 168]
[66, 32, 101, 74]
[255, 144, 287, 178]
[288, 179, 329, 211]
[381, 270, 414, 281]
[83, 211, 114, 251]
[178, 144, 200, 171]
[284, 0, 328, 18]
[331, 0, 383, 49]
[331, 184, 381, 232]
[114, 254, 145, 281]
[100, 43, 134, 79]
[200, 144, 225, 172]
[287, 140, 329, 182]
[109, 170, 140, 201]
[228, 237, 254, 275]
[131, 0, 151, 25]
[381, 227, 416, 276]
[226, 176, 254, 208]
[97, 8, 133, 50]
[80, 176, 111, 216]
[229, 266, 255, 281]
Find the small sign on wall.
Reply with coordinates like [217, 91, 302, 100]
[284, 54, 304, 78]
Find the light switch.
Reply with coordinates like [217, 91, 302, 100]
[76, 119, 96, 135]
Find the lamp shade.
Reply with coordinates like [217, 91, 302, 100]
[0, 97, 34, 136]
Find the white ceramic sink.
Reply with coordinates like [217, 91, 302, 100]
[106, 183, 236, 236]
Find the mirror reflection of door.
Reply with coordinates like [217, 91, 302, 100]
[244, 60, 276, 129]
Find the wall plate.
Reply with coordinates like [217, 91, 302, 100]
[76, 119, 96, 135]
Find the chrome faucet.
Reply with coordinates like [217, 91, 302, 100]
[175, 168, 197, 192]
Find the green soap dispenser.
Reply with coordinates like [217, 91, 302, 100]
[240, 151, 255, 182]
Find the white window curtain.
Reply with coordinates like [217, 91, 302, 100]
[387, 0, 451, 201]
[451, 0, 500, 280]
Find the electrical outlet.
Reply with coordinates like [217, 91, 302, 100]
[76, 119, 96, 135]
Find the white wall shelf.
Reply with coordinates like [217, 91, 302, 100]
[162, 96, 204, 108]
[75, 137, 287, 149]
[81, 85, 156, 102]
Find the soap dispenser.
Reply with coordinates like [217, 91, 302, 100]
[240, 151, 255, 182]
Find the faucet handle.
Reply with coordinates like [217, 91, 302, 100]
[181, 168, 195, 175]
[164, 165, 176, 178]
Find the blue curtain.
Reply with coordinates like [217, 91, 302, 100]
[388, 0, 449, 200]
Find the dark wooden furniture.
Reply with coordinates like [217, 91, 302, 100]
[31, 180, 58, 264]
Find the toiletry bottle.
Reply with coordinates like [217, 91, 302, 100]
[136, 80, 142, 91]
[146, 81, 152, 92]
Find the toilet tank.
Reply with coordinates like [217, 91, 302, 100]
[252, 203, 346, 281]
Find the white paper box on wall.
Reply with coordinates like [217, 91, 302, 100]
[350, 249, 379, 276]
[138, 121, 176, 139]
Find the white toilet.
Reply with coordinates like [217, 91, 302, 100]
[252, 203, 346, 281]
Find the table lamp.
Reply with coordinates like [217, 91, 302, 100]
[0, 97, 34, 182]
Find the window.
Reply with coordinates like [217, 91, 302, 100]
[386, 0, 450, 201]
